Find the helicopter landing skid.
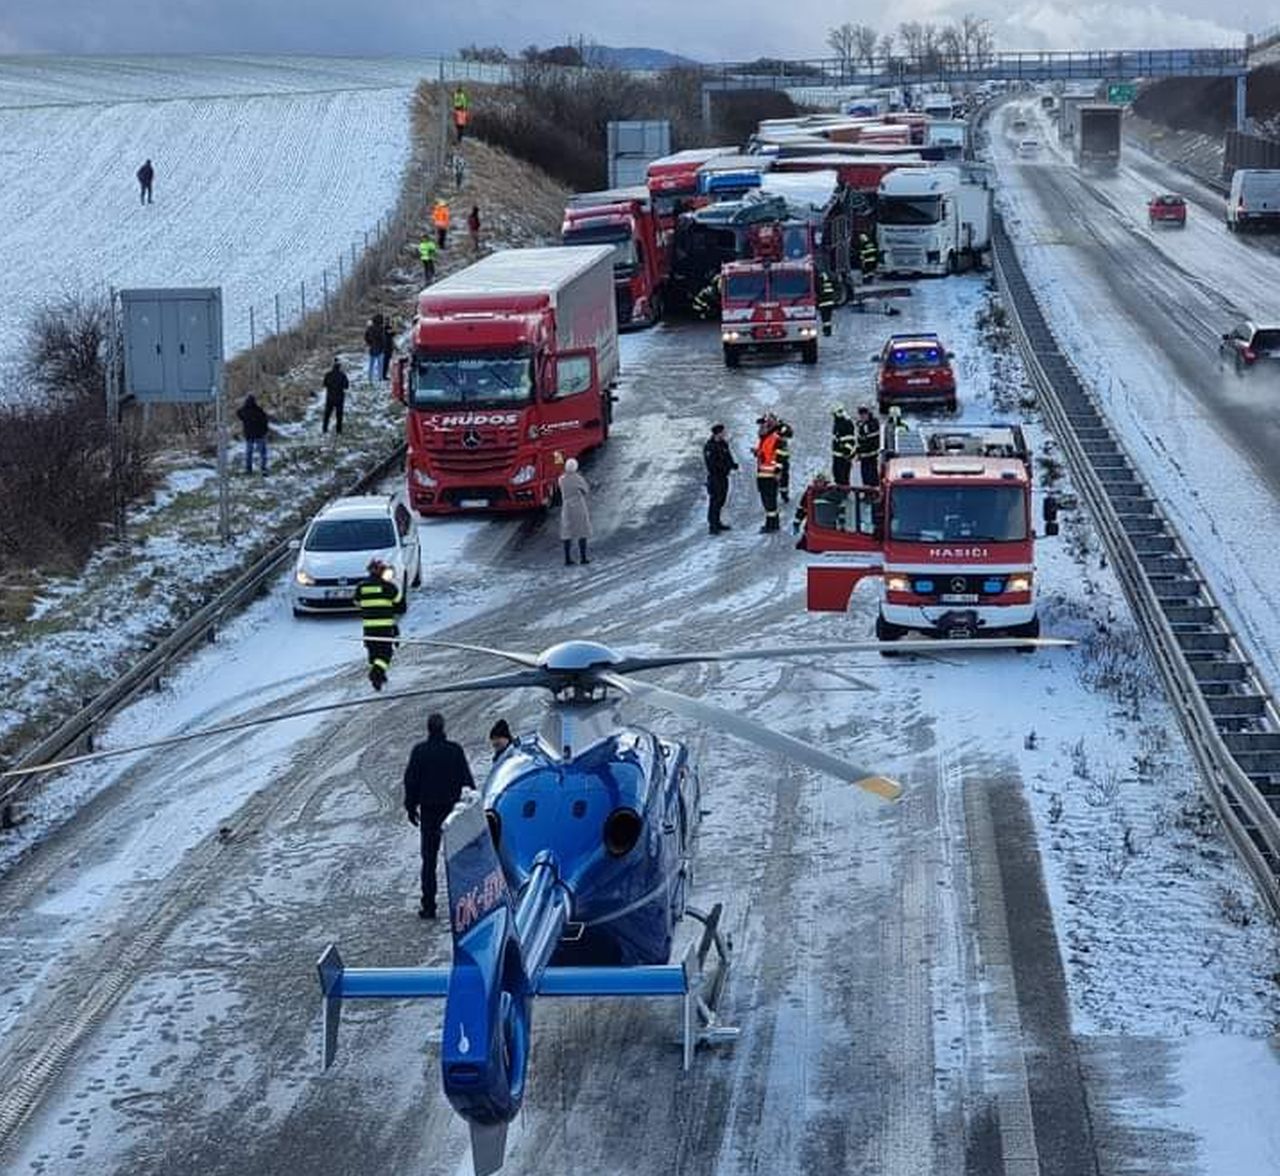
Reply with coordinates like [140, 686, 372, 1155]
[680, 902, 739, 1070]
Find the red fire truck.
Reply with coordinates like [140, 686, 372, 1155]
[562, 186, 667, 328]
[799, 424, 1061, 640]
[719, 223, 821, 366]
[391, 246, 619, 515]
[646, 147, 736, 248]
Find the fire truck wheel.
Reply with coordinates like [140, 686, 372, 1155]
[801, 340, 819, 365]
[723, 345, 741, 368]
[1010, 616, 1040, 652]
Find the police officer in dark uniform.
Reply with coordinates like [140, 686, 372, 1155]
[831, 405, 857, 486]
[817, 270, 838, 336]
[356, 557, 400, 691]
[855, 405, 882, 487]
[703, 422, 737, 534]
[403, 712, 475, 919]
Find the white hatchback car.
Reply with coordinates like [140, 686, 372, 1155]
[1017, 137, 1040, 159]
[291, 494, 421, 616]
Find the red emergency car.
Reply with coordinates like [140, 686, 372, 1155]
[872, 333, 957, 413]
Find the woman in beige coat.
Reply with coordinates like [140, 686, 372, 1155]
[558, 458, 592, 565]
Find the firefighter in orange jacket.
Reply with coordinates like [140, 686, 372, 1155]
[753, 417, 782, 532]
[432, 199, 451, 248]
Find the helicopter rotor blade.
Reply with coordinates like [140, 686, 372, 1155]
[0, 668, 557, 782]
[389, 638, 543, 668]
[611, 637, 1072, 675]
[596, 672, 901, 801]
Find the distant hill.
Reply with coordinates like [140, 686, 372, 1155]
[586, 46, 699, 70]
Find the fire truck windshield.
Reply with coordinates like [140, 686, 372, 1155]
[877, 195, 942, 226]
[724, 272, 767, 302]
[562, 225, 638, 273]
[411, 356, 533, 408]
[769, 269, 811, 300]
[889, 485, 1026, 543]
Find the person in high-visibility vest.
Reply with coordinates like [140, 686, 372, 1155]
[831, 405, 856, 486]
[432, 199, 451, 249]
[418, 236, 438, 284]
[858, 232, 879, 277]
[817, 270, 838, 335]
[753, 418, 782, 532]
[356, 558, 401, 691]
[452, 86, 470, 143]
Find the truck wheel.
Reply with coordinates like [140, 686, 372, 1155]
[723, 345, 740, 368]
[1011, 615, 1040, 653]
[876, 613, 906, 656]
[801, 340, 818, 365]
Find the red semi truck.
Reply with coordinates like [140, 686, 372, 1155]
[392, 246, 619, 515]
[562, 186, 667, 328]
[646, 147, 736, 247]
[799, 424, 1061, 641]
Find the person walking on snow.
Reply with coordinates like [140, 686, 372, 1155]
[489, 719, 514, 762]
[452, 153, 466, 191]
[452, 86, 470, 143]
[380, 318, 395, 381]
[467, 205, 481, 255]
[356, 557, 401, 691]
[136, 159, 154, 204]
[558, 457, 592, 565]
[418, 236, 438, 284]
[363, 314, 384, 385]
[403, 713, 475, 919]
[433, 199, 451, 249]
[322, 358, 349, 435]
[236, 393, 270, 475]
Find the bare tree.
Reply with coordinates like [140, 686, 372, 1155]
[853, 24, 880, 67]
[877, 32, 895, 61]
[939, 27, 962, 68]
[827, 22, 856, 70]
[898, 21, 924, 60]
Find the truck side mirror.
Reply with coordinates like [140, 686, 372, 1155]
[1042, 494, 1060, 537]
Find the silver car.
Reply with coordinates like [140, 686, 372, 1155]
[291, 494, 422, 616]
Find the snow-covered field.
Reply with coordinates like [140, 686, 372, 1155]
[0, 57, 429, 400]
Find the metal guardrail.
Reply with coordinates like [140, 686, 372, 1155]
[992, 213, 1280, 914]
[0, 443, 406, 825]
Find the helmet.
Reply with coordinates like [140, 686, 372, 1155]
[831, 404, 849, 416]
[857, 404, 873, 416]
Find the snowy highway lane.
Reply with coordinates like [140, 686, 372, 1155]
[993, 98, 1280, 701]
[2, 297, 1277, 1174]
[0, 58, 419, 399]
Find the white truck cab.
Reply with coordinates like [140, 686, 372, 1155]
[876, 167, 991, 276]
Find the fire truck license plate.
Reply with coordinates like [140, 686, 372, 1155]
[941, 593, 979, 603]
[753, 325, 784, 339]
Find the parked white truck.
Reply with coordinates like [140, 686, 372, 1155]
[876, 165, 992, 276]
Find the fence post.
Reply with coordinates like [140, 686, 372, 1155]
[274, 293, 281, 335]
[301, 280, 306, 318]
[339, 252, 345, 287]
[249, 305, 255, 349]
[322, 270, 329, 322]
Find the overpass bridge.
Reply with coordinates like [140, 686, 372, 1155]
[700, 47, 1253, 131]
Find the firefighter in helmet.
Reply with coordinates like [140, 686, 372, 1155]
[855, 405, 882, 487]
[753, 416, 783, 532]
[691, 272, 722, 320]
[356, 557, 401, 691]
[817, 270, 838, 336]
[858, 232, 879, 278]
[831, 404, 857, 486]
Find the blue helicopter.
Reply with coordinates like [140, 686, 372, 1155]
[311, 633, 1055, 1174]
[0, 631, 1064, 1175]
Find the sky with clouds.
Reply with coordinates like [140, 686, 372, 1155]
[0, 1, 1256, 61]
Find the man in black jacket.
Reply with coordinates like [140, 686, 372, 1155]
[322, 358, 348, 434]
[703, 423, 737, 534]
[136, 159, 154, 204]
[404, 712, 475, 919]
[236, 394, 270, 474]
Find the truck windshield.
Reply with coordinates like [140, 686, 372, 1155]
[411, 356, 533, 408]
[878, 195, 943, 226]
[889, 485, 1026, 543]
[770, 269, 811, 300]
[563, 225, 638, 274]
[725, 272, 767, 302]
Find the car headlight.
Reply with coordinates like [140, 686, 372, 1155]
[295, 569, 316, 587]
[1007, 574, 1032, 593]
[722, 331, 740, 342]
[886, 575, 911, 592]
[411, 467, 438, 488]
[510, 464, 537, 486]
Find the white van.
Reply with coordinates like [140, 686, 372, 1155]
[1226, 169, 1280, 231]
